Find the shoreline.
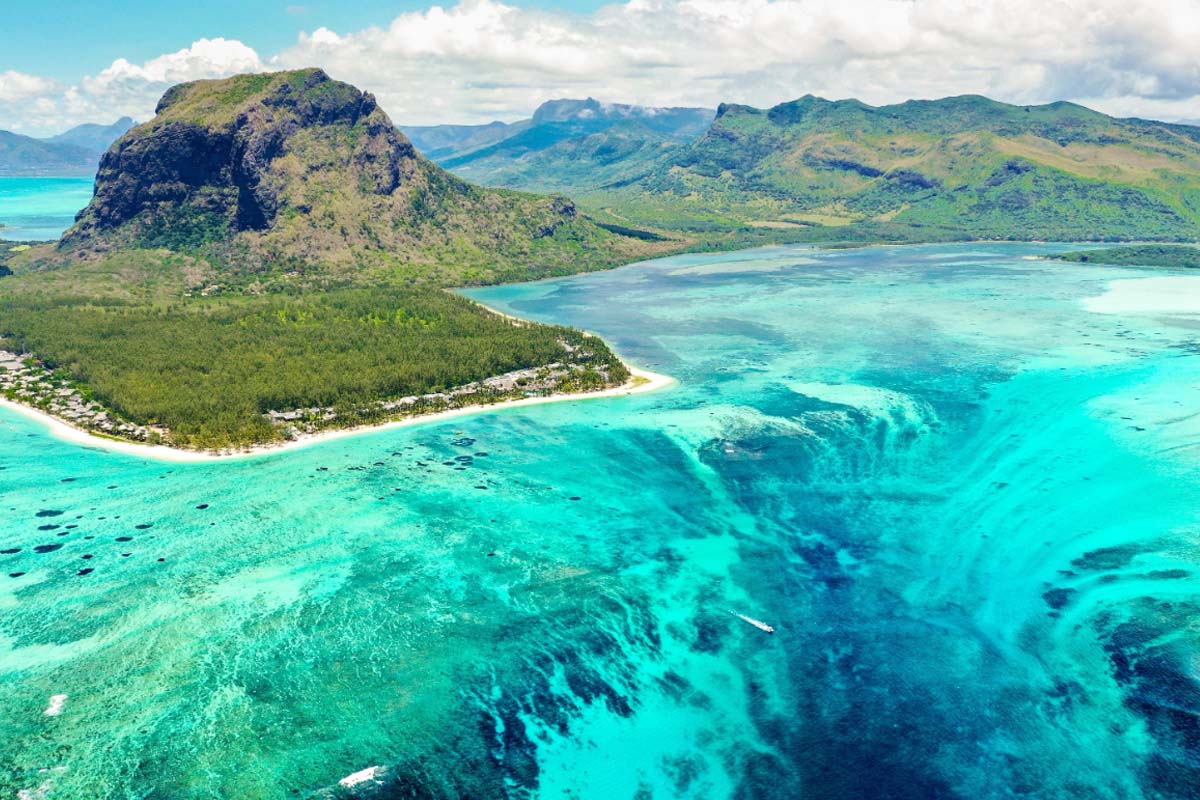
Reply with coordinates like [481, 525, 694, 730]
[0, 366, 675, 464]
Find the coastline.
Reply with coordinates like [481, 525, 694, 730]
[0, 366, 675, 464]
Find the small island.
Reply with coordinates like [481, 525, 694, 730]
[1047, 244, 1200, 268]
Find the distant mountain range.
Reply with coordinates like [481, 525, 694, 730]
[408, 94, 1200, 243]
[0, 117, 135, 176]
[607, 94, 1200, 240]
[10, 89, 1200, 244]
[402, 98, 714, 193]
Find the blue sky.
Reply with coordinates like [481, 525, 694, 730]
[1, 0, 608, 81]
[2, 1, 1198, 136]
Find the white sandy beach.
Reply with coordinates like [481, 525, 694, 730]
[1084, 276, 1200, 316]
[0, 366, 675, 464]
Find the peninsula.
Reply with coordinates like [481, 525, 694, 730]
[0, 70, 676, 452]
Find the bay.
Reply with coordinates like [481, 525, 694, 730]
[0, 177, 93, 242]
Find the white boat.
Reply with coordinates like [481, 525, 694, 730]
[730, 611, 775, 634]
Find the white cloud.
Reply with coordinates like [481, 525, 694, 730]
[5, 1, 1200, 135]
[273, 0, 1200, 125]
[81, 37, 262, 92]
[0, 38, 262, 136]
[0, 71, 58, 104]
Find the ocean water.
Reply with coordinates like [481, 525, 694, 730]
[0, 177, 93, 241]
[3, 243, 1200, 799]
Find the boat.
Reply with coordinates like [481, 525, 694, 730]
[730, 611, 775, 634]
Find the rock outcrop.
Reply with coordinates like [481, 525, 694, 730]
[59, 69, 640, 283]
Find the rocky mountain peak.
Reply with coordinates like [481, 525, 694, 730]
[63, 69, 419, 249]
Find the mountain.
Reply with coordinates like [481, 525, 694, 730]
[0, 118, 135, 176]
[404, 120, 518, 161]
[592, 94, 1200, 241]
[56, 71, 668, 286]
[1, 70, 662, 449]
[44, 117, 136, 153]
[403, 98, 714, 194]
[0, 130, 98, 176]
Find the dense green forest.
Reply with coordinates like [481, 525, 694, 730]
[1048, 245, 1200, 268]
[0, 289, 627, 448]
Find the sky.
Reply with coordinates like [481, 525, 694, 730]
[2, 0, 1200, 136]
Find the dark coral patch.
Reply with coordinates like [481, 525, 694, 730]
[1043, 587, 1076, 610]
[33, 544, 63, 553]
[35, 510, 64, 518]
[77, 568, 94, 576]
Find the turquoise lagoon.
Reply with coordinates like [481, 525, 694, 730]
[2, 243, 1200, 798]
[0, 177, 93, 241]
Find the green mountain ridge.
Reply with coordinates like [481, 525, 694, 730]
[403, 97, 715, 195]
[44, 116, 136, 153]
[586, 93, 1200, 241]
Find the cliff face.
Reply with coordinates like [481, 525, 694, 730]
[59, 69, 643, 284]
[68, 71, 408, 240]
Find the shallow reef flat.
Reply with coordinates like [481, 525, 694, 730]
[3, 242, 1200, 799]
